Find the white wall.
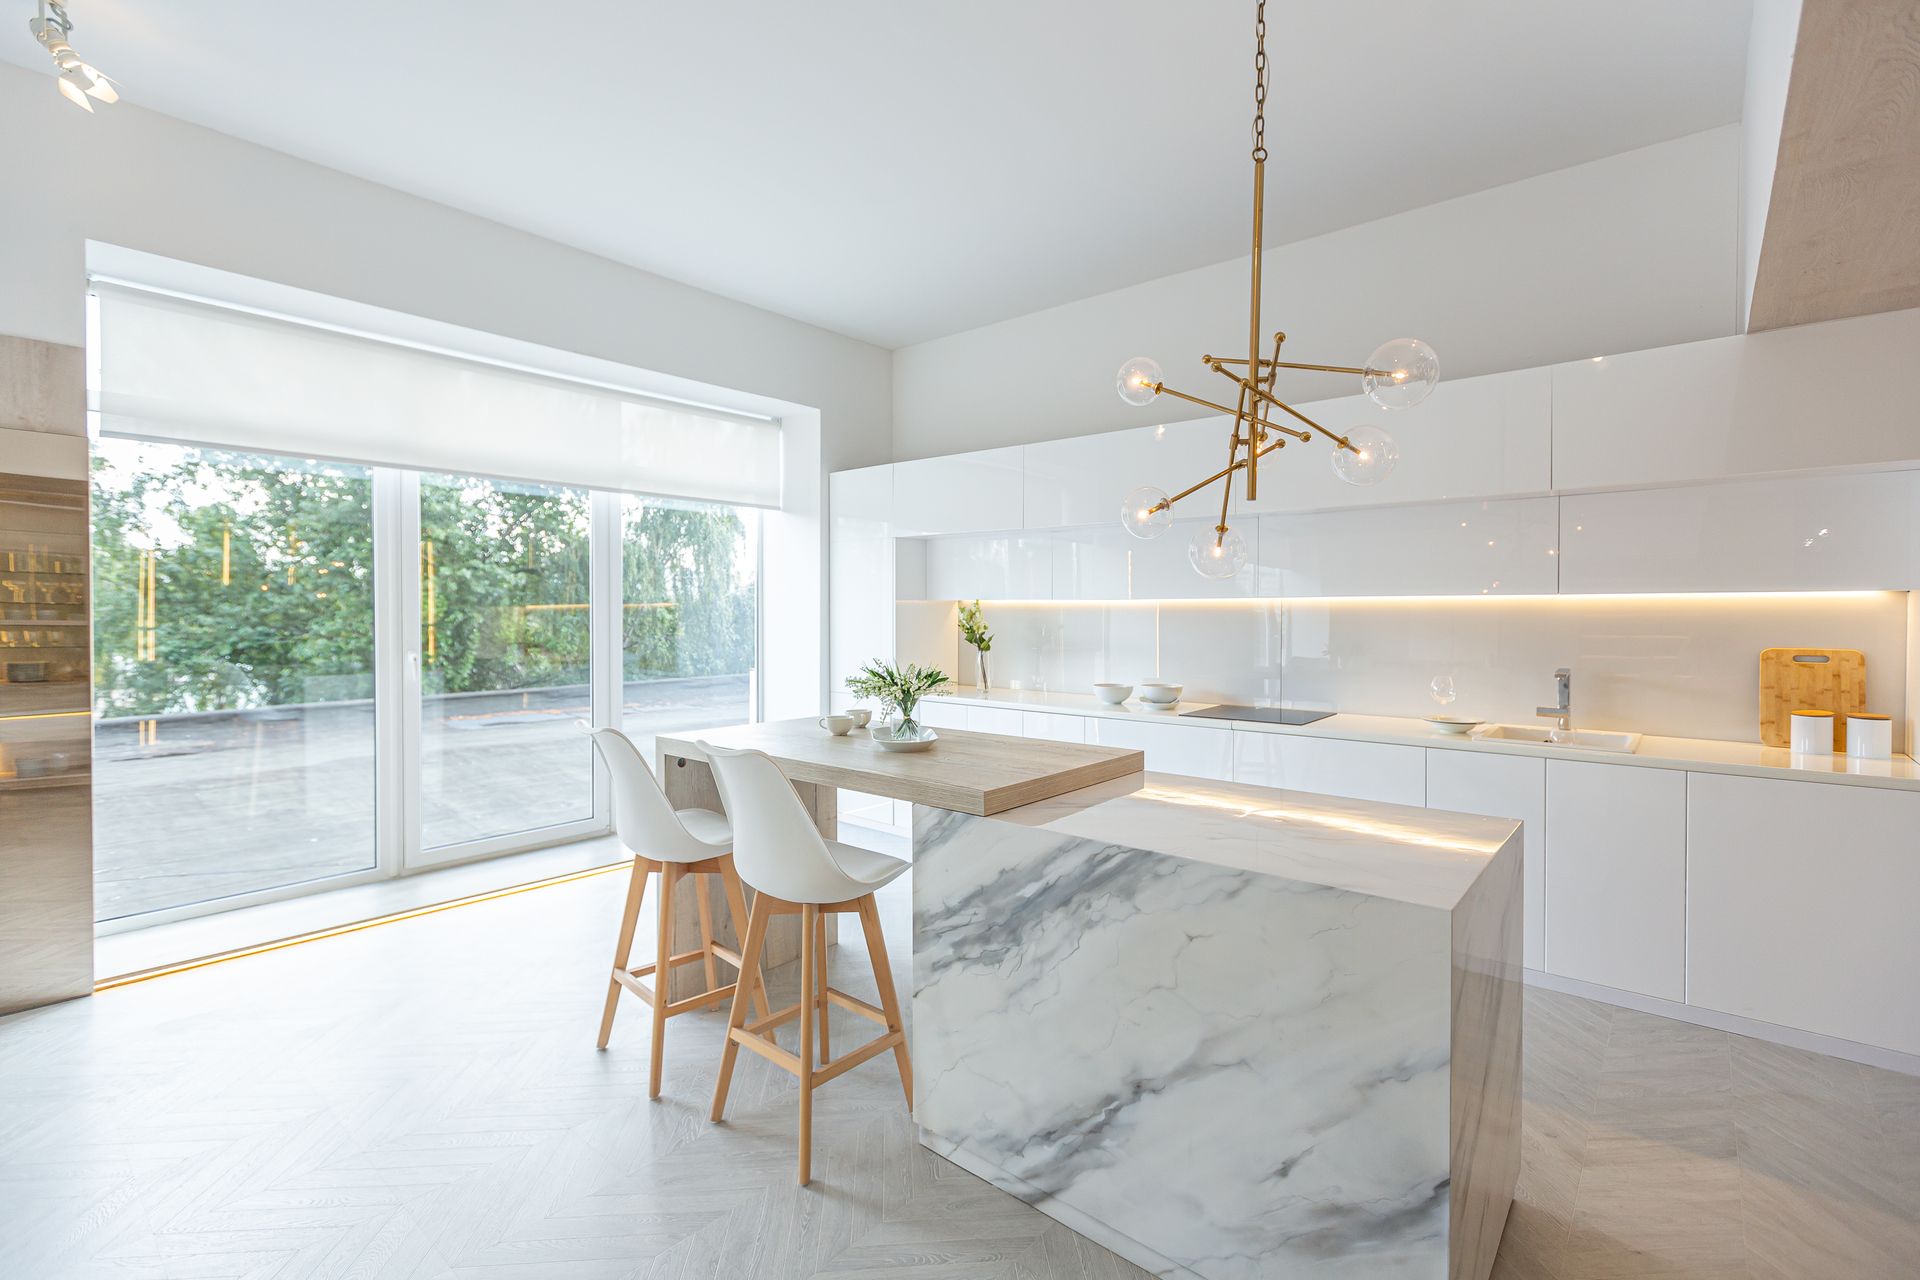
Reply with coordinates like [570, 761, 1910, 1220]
[962, 593, 1910, 745]
[892, 127, 1741, 460]
[0, 62, 891, 476]
[1739, 0, 1804, 329]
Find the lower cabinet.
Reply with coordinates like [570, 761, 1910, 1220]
[1425, 749, 1547, 972]
[1231, 732, 1426, 806]
[1687, 773, 1920, 1057]
[965, 706, 1024, 735]
[914, 701, 969, 732]
[1544, 760, 1686, 1001]
[1087, 717, 1232, 781]
[1021, 711, 1087, 743]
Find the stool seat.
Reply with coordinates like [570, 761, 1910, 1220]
[675, 807, 732, 849]
[822, 840, 909, 892]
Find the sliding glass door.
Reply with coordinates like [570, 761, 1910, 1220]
[90, 439, 380, 922]
[90, 446, 761, 925]
[618, 496, 759, 763]
[413, 472, 600, 862]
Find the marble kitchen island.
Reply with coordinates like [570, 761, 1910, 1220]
[913, 773, 1522, 1280]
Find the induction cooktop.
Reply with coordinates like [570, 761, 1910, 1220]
[1179, 705, 1335, 726]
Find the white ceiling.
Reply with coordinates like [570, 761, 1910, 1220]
[11, 1, 1755, 348]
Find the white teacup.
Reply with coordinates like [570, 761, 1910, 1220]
[845, 708, 873, 728]
[818, 715, 855, 736]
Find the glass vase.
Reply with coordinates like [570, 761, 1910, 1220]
[975, 649, 989, 694]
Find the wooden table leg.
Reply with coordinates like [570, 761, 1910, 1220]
[658, 753, 838, 1001]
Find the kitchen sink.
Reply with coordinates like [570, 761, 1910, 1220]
[1471, 725, 1641, 754]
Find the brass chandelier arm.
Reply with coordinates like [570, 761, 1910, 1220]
[1153, 457, 1247, 512]
[1150, 382, 1254, 419]
[1243, 385, 1356, 452]
[1208, 356, 1384, 378]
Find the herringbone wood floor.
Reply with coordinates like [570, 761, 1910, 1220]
[3, 861, 1917, 1279]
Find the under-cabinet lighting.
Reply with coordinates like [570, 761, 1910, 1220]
[954, 590, 1900, 607]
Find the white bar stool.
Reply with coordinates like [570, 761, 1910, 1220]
[586, 727, 768, 1099]
[698, 741, 911, 1186]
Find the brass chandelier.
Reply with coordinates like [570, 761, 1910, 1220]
[1114, 0, 1439, 580]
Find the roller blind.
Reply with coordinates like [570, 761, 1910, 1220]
[92, 283, 783, 508]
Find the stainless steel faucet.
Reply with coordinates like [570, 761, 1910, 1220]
[1537, 668, 1572, 732]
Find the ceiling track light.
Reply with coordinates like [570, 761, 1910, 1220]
[1114, 0, 1440, 580]
[28, 0, 117, 112]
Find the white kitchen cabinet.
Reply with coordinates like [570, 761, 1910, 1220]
[1239, 367, 1551, 514]
[913, 701, 969, 731]
[1023, 416, 1243, 530]
[891, 446, 1024, 536]
[924, 534, 1052, 600]
[1051, 517, 1259, 601]
[1426, 750, 1548, 971]
[1687, 773, 1920, 1056]
[1231, 732, 1426, 806]
[1557, 471, 1920, 594]
[1087, 718, 1231, 781]
[829, 465, 896, 698]
[965, 706, 1025, 736]
[1021, 711, 1087, 743]
[1543, 760, 1685, 1001]
[1550, 307, 1920, 492]
[1253, 497, 1558, 598]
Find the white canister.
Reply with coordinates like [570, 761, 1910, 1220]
[1789, 709, 1836, 755]
[1846, 713, 1893, 761]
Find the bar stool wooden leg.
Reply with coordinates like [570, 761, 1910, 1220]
[648, 864, 680, 1100]
[814, 910, 831, 1066]
[858, 893, 912, 1110]
[711, 894, 772, 1122]
[597, 856, 653, 1050]
[719, 861, 770, 1020]
[798, 903, 817, 1185]
[693, 872, 721, 996]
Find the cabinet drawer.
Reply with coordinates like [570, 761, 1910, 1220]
[1086, 718, 1231, 781]
[1543, 760, 1685, 1001]
[1231, 733, 1425, 806]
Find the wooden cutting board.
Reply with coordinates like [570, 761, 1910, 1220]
[1759, 647, 1866, 749]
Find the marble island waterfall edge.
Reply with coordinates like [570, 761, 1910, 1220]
[910, 778, 1522, 1280]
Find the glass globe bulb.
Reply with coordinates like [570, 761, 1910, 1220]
[1362, 338, 1439, 410]
[1187, 524, 1248, 580]
[1330, 424, 1399, 486]
[1120, 485, 1174, 540]
[1116, 356, 1164, 407]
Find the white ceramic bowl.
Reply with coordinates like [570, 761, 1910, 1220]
[1137, 681, 1183, 705]
[1423, 715, 1482, 736]
[1093, 682, 1133, 704]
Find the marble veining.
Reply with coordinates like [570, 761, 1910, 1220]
[912, 780, 1521, 1280]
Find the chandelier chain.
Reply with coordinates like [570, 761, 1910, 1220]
[1252, 0, 1268, 162]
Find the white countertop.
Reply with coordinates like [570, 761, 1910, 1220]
[978, 771, 1517, 911]
[926, 688, 1920, 792]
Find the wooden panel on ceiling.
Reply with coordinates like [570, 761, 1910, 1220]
[1748, 0, 1920, 332]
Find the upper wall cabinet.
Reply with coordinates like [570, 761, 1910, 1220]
[891, 446, 1023, 536]
[1255, 497, 1559, 597]
[1558, 471, 1920, 594]
[830, 463, 892, 538]
[1550, 307, 1920, 492]
[1051, 517, 1258, 601]
[1023, 416, 1241, 530]
[1238, 367, 1551, 515]
[923, 534, 1052, 601]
